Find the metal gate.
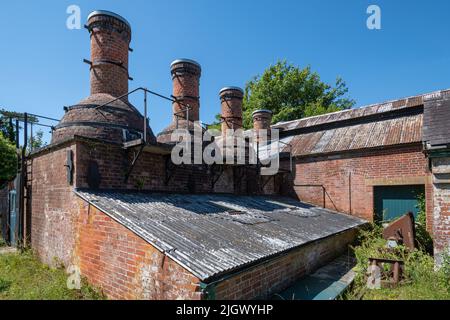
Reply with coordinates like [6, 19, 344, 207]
[8, 190, 17, 246]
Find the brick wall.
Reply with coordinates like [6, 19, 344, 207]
[212, 228, 357, 300]
[29, 142, 79, 266]
[288, 144, 433, 227]
[431, 157, 450, 266]
[75, 201, 202, 300]
[74, 139, 235, 194]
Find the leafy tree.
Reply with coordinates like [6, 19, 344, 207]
[0, 133, 17, 184]
[27, 129, 46, 154]
[210, 60, 355, 129]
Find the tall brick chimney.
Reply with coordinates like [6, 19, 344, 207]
[157, 59, 202, 143]
[87, 10, 131, 98]
[52, 10, 156, 144]
[219, 87, 243, 136]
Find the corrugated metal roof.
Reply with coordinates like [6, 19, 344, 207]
[74, 190, 366, 282]
[283, 113, 423, 157]
[263, 90, 450, 157]
[272, 89, 434, 132]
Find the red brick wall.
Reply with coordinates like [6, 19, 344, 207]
[29, 142, 79, 266]
[289, 145, 433, 227]
[213, 228, 357, 300]
[75, 201, 202, 300]
[74, 140, 235, 194]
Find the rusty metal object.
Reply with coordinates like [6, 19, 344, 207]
[368, 257, 404, 288]
[382, 212, 416, 250]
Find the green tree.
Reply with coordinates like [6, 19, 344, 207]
[27, 129, 46, 154]
[210, 60, 355, 129]
[0, 133, 17, 184]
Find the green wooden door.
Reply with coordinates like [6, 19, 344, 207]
[374, 185, 424, 222]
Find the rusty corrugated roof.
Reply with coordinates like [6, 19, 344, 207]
[75, 189, 366, 282]
[272, 89, 447, 157]
[283, 113, 423, 157]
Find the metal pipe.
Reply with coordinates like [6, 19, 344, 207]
[15, 119, 19, 149]
[18, 113, 28, 247]
[26, 113, 59, 122]
[143, 89, 147, 143]
[30, 123, 33, 152]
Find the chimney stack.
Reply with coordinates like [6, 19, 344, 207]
[171, 59, 201, 122]
[252, 109, 273, 141]
[157, 59, 201, 143]
[87, 10, 131, 98]
[219, 87, 243, 136]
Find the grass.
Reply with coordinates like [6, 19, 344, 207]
[0, 251, 105, 300]
[343, 224, 450, 300]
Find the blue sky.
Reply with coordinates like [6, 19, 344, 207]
[1, 0, 450, 143]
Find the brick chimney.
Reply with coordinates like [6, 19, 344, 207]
[219, 87, 243, 136]
[52, 11, 157, 145]
[157, 59, 201, 143]
[87, 10, 131, 98]
[252, 109, 273, 130]
[171, 59, 201, 122]
[252, 109, 273, 141]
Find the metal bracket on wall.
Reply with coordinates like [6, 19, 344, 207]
[124, 144, 145, 183]
[209, 164, 225, 189]
[260, 174, 275, 191]
[164, 155, 177, 186]
[64, 150, 74, 185]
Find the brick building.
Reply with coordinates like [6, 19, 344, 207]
[2, 10, 450, 299]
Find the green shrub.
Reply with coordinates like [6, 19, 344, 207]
[415, 194, 433, 254]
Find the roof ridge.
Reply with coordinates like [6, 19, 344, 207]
[273, 87, 450, 129]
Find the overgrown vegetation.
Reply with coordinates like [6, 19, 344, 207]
[344, 223, 450, 300]
[0, 132, 17, 185]
[0, 251, 104, 300]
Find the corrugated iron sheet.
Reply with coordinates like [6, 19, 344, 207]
[75, 190, 366, 282]
[282, 113, 422, 157]
[273, 90, 428, 132]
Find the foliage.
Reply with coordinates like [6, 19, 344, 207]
[0, 251, 105, 300]
[0, 132, 17, 183]
[0, 109, 38, 142]
[415, 194, 433, 254]
[345, 224, 450, 300]
[239, 60, 355, 128]
[27, 129, 46, 154]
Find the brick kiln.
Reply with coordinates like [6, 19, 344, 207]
[6, 9, 448, 299]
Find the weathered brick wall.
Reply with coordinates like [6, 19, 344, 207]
[431, 157, 450, 266]
[74, 139, 235, 194]
[288, 145, 433, 226]
[212, 228, 358, 300]
[29, 142, 79, 266]
[75, 201, 202, 300]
